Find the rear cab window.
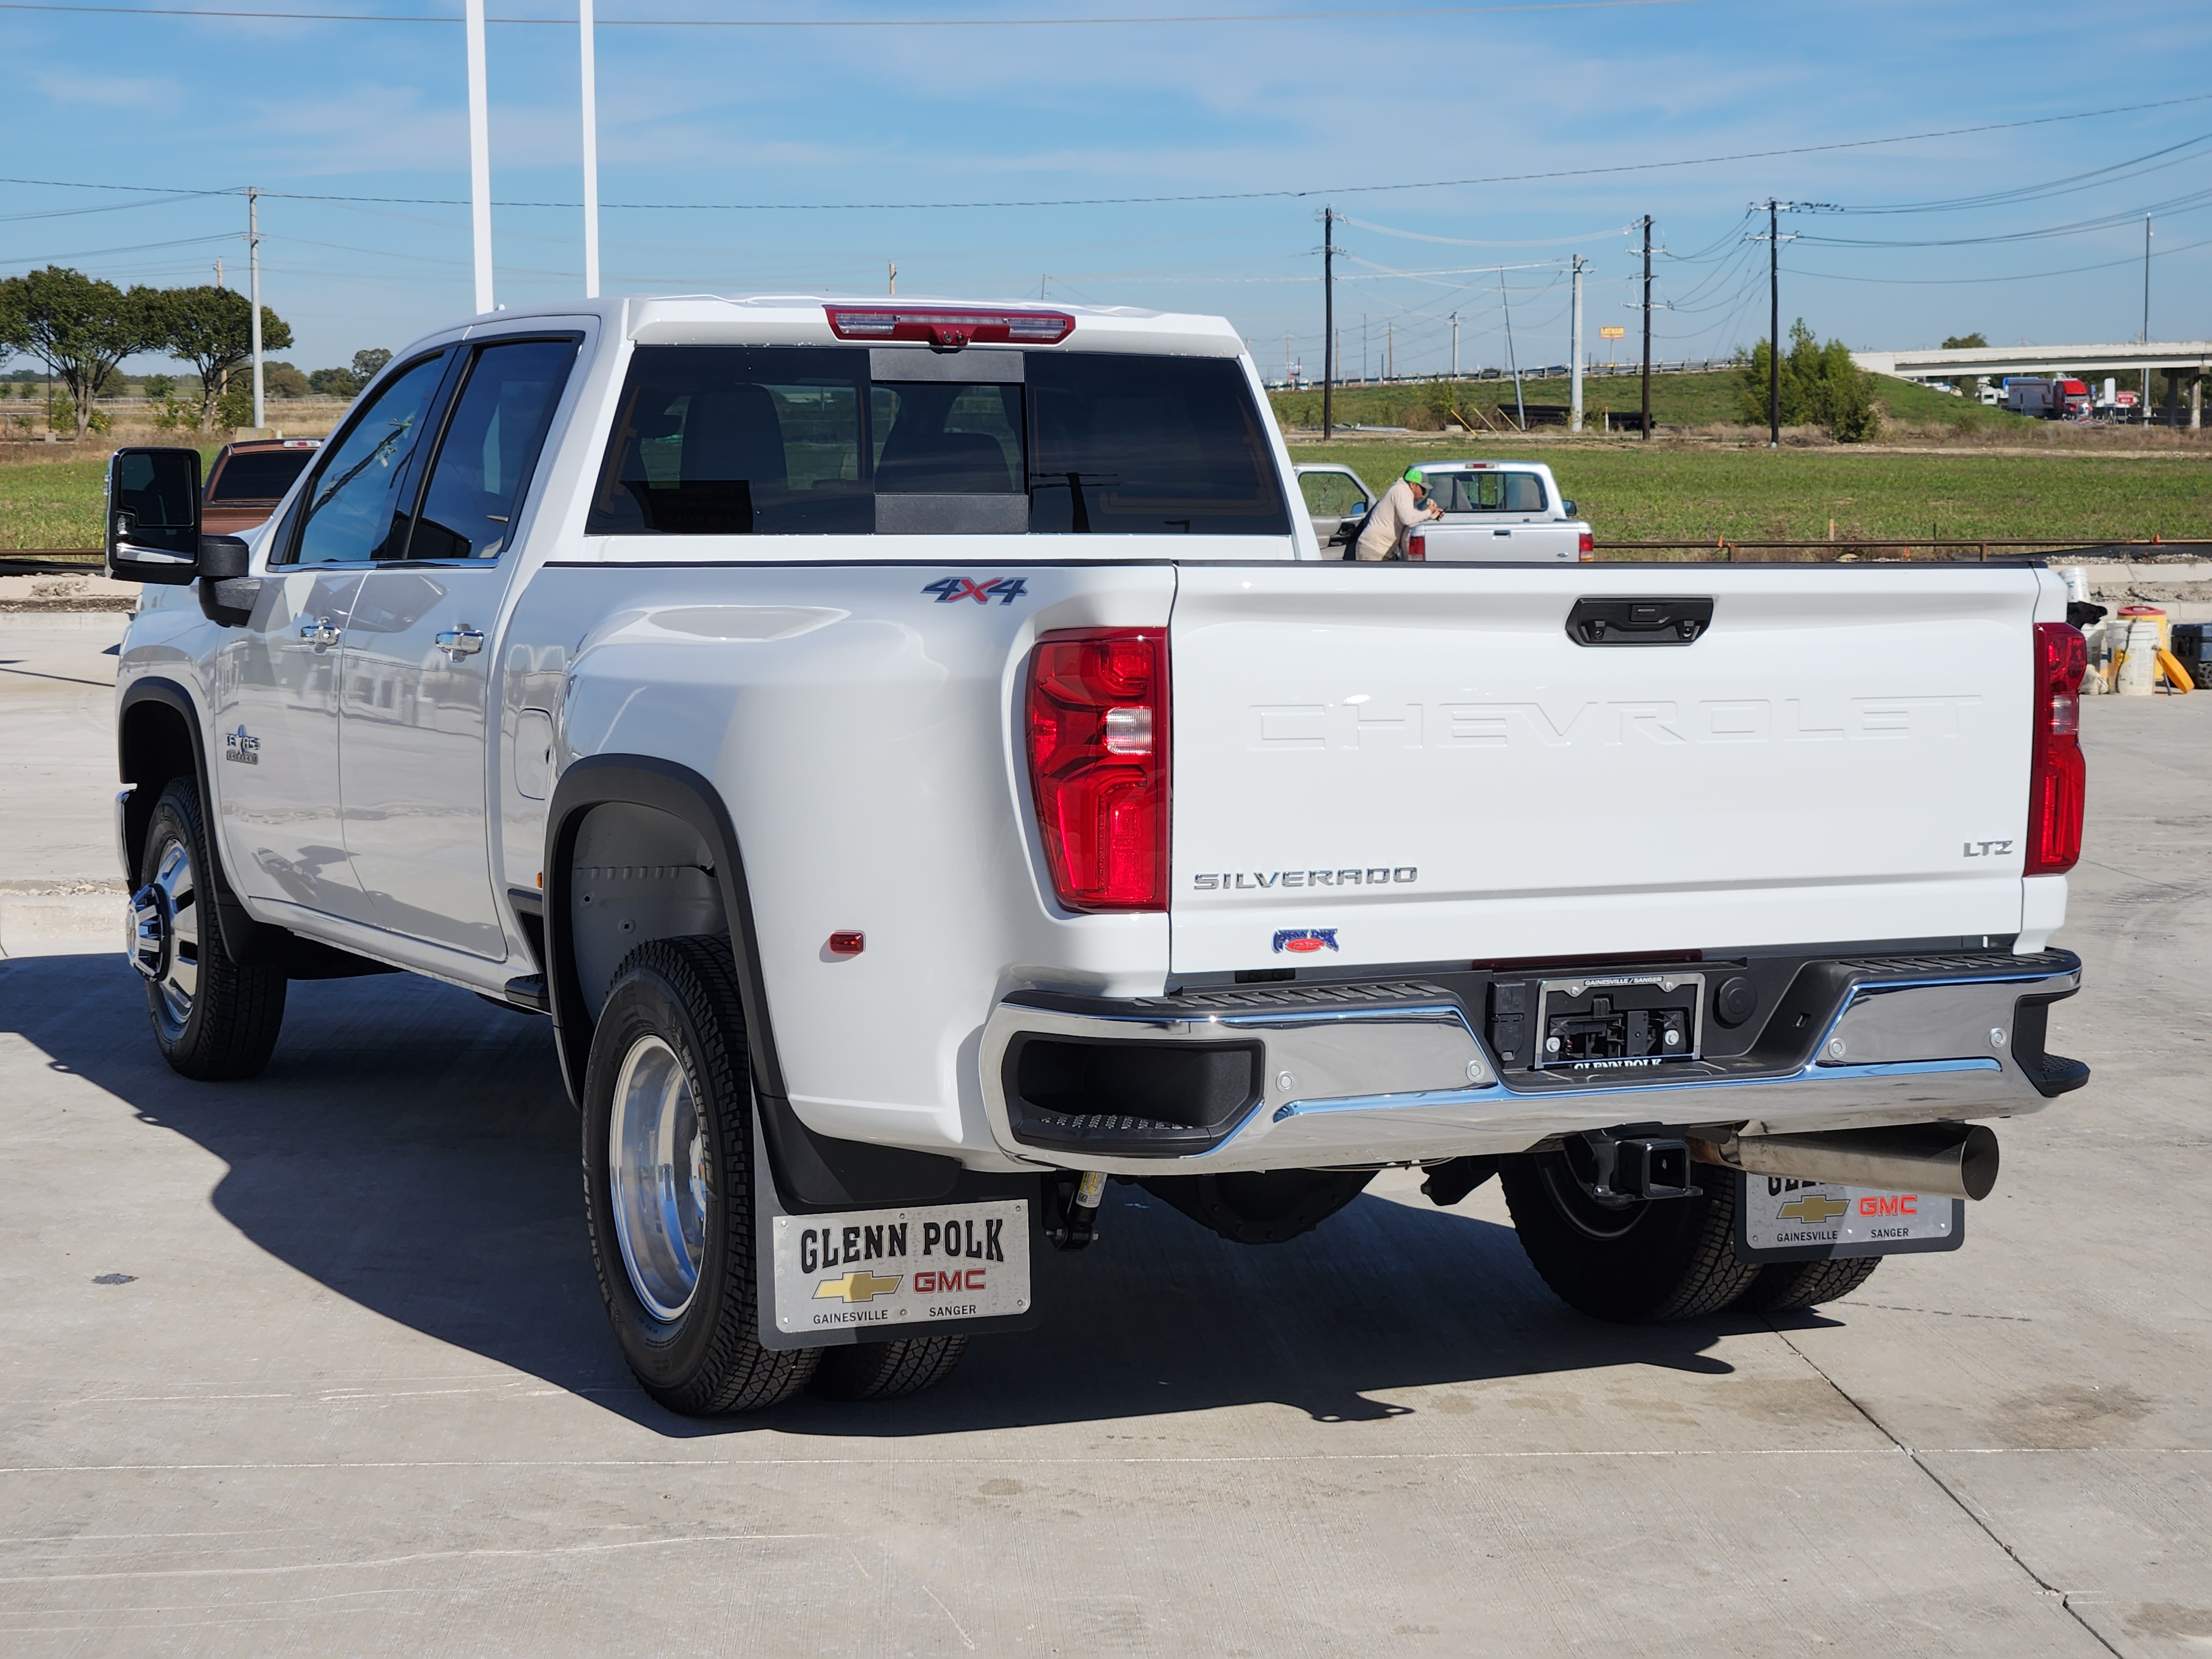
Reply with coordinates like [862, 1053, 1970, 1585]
[587, 346, 1291, 538]
[205, 447, 316, 504]
[1432, 469, 1548, 513]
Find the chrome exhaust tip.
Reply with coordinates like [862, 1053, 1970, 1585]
[1695, 1123, 2000, 1202]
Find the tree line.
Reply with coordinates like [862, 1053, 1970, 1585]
[0, 264, 385, 440]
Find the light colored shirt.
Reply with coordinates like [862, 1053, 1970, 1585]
[1354, 478, 1436, 561]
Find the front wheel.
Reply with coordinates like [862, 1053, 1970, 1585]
[132, 778, 286, 1079]
[581, 936, 817, 1415]
[1500, 1149, 1761, 1323]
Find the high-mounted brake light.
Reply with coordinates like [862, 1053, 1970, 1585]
[824, 305, 1075, 351]
[1025, 629, 1168, 911]
[2026, 621, 2087, 875]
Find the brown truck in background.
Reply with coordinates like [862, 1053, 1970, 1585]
[200, 437, 321, 534]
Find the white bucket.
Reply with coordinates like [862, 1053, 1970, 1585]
[2117, 619, 2161, 695]
[2063, 566, 2090, 603]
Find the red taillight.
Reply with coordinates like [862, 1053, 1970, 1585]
[1406, 534, 1426, 561]
[1025, 629, 1168, 911]
[823, 305, 1075, 348]
[1578, 531, 1595, 560]
[2026, 622, 2087, 875]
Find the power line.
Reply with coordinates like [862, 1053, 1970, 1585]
[0, 0, 1709, 23]
[6, 92, 2212, 214]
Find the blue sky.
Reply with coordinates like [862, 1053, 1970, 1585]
[6, 0, 2211, 380]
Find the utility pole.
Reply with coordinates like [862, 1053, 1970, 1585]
[1321, 204, 1335, 437]
[1639, 214, 1652, 442]
[580, 0, 599, 299]
[1768, 199, 1780, 446]
[1570, 253, 1584, 432]
[1361, 314, 1368, 383]
[1450, 311, 1459, 379]
[1500, 268, 1525, 431]
[466, 0, 493, 314]
[213, 257, 223, 289]
[2143, 213, 2152, 343]
[1387, 320, 1394, 381]
[1284, 332, 1292, 389]
[888, 262, 897, 296]
[248, 187, 264, 430]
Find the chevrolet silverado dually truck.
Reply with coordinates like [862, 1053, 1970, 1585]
[103, 295, 2090, 1414]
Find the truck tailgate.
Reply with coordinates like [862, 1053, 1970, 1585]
[1168, 563, 2047, 973]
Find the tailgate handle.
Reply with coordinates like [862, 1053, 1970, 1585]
[1567, 596, 1714, 646]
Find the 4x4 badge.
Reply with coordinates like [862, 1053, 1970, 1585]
[924, 577, 1027, 606]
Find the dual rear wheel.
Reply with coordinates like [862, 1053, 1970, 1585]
[1499, 1149, 1880, 1323]
[579, 936, 966, 1415]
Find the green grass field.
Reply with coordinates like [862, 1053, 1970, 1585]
[1270, 368, 2029, 437]
[1297, 441, 2212, 544]
[0, 446, 222, 550]
[3, 432, 2205, 550]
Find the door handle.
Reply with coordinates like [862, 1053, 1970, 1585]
[434, 625, 486, 660]
[298, 616, 340, 650]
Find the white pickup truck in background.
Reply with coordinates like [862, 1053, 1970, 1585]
[105, 295, 2089, 1417]
[1296, 459, 1595, 561]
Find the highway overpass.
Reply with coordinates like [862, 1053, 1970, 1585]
[1852, 341, 2208, 423]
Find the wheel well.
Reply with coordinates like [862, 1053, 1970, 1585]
[118, 698, 202, 883]
[566, 801, 729, 1023]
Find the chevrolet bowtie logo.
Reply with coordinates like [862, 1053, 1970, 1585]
[815, 1270, 902, 1303]
[1778, 1193, 1850, 1224]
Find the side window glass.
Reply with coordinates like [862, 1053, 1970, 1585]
[291, 353, 448, 565]
[405, 338, 577, 561]
[1299, 471, 1368, 517]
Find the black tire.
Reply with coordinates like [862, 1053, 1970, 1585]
[807, 1336, 969, 1402]
[1739, 1255, 1881, 1314]
[135, 777, 286, 1080]
[1500, 1149, 1761, 1323]
[581, 936, 817, 1415]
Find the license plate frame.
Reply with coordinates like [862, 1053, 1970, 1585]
[1734, 1171, 1964, 1263]
[1532, 971, 1706, 1076]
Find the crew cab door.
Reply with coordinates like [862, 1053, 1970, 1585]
[1422, 467, 1578, 563]
[210, 348, 453, 925]
[337, 335, 577, 958]
[1296, 464, 1373, 552]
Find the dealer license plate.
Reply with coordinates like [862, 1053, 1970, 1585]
[1735, 1173, 1963, 1264]
[770, 1199, 1030, 1335]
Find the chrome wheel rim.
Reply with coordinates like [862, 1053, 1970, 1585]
[608, 1034, 709, 1322]
[133, 836, 200, 1030]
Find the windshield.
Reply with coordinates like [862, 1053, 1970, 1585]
[587, 345, 1290, 536]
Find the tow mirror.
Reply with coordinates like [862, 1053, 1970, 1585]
[106, 447, 202, 586]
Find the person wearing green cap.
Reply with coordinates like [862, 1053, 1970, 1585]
[1354, 465, 1443, 561]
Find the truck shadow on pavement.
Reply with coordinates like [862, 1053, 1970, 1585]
[6, 952, 1764, 1438]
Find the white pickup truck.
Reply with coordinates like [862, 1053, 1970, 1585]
[106, 295, 2090, 1416]
[1296, 459, 1595, 561]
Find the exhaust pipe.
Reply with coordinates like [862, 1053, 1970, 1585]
[1692, 1123, 1999, 1202]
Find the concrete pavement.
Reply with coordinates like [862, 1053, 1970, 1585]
[0, 615, 2205, 1656]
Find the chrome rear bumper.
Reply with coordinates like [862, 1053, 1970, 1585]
[979, 952, 2084, 1175]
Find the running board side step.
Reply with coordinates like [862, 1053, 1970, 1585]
[503, 973, 550, 1014]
